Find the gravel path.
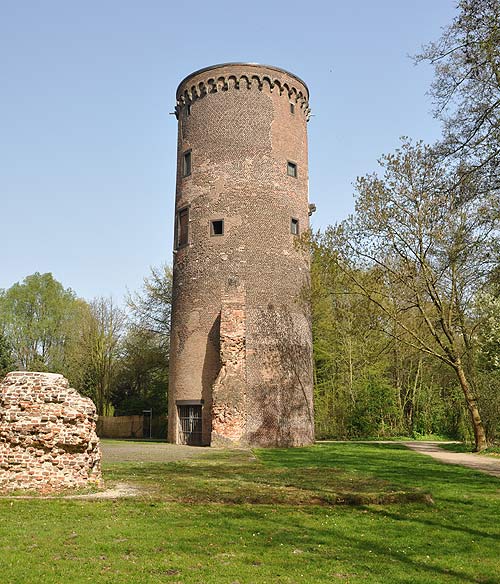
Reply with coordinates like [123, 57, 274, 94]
[100, 440, 214, 463]
[403, 441, 500, 478]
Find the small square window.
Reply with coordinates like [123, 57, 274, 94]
[287, 161, 297, 178]
[210, 219, 224, 236]
[290, 102, 295, 114]
[182, 151, 192, 177]
[291, 218, 299, 235]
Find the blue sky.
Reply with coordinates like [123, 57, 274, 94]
[0, 0, 457, 302]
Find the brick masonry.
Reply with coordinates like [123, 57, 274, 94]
[0, 371, 102, 493]
[168, 63, 315, 447]
[211, 282, 247, 446]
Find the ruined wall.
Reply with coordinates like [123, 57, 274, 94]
[0, 372, 102, 493]
[168, 63, 315, 447]
[211, 283, 246, 446]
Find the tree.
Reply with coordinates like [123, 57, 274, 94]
[310, 239, 399, 438]
[127, 264, 172, 351]
[0, 272, 79, 371]
[474, 291, 500, 440]
[0, 332, 13, 378]
[327, 139, 499, 451]
[66, 297, 125, 415]
[310, 234, 457, 440]
[111, 264, 171, 419]
[416, 0, 500, 189]
[112, 328, 168, 416]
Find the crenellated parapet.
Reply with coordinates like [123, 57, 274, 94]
[175, 62, 311, 121]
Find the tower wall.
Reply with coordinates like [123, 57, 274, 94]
[168, 63, 314, 447]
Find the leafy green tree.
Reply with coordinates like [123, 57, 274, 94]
[474, 292, 500, 440]
[475, 292, 500, 370]
[0, 332, 14, 377]
[127, 264, 172, 351]
[328, 139, 499, 451]
[348, 372, 400, 438]
[65, 297, 125, 415]
[108, 263, 171, 423]
[311, 234, 458, 440]
[0, 272, 79, 371]
[112, 328, 168, 416]
[310, 238, 403, 438]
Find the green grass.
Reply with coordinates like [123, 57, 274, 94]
[328, 434, 455, 442]
[0, 443, 498, 583]
[104, 448, 430, 505]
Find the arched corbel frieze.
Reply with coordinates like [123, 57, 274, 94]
[176, 70, 310, 119]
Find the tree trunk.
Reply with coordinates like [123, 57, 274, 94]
[347, 337, 354, 405]
[454, 360, 487, 452]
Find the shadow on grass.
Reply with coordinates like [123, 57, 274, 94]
[325, 525, 499, 584]
[103, 445, 431, 506]
[363, 504, 499, 541]
[256, 443, 499, 496]
[2, 443, 498, 583]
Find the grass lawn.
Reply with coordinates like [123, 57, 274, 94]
[0, 442, 498, 583]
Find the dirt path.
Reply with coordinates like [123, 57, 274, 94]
[403, 441, 500, 478]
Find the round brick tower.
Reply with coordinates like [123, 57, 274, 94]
[168, 63, 314, 447]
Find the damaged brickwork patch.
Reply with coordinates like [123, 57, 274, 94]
[0, 371, 102, 493]
[211, 285, 247, 446]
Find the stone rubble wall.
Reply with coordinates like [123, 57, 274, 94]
[0, 371, 102, 493]
[211, 286, 247, 446]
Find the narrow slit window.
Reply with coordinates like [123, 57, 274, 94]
[186, 103, 191, 116]
[176, 207, 189, 247]
[290, 102, 295, 114]
[291, 218, 299, 235]
[182, 151, 192, 177]
[210, 219, 224, 236]
[287, 161, 297, 178]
